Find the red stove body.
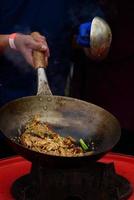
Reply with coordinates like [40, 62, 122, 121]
[0, 153, 134, 200]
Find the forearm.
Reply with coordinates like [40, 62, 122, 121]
[0, 33, 49, 66]
[0, 34, 10, 52]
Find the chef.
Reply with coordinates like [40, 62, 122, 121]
[0, 0, 107, 106]
[0, 0, 110, 156]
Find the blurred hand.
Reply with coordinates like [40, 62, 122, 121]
[76, 22, 91, 47]
[14, 33, 49, 67]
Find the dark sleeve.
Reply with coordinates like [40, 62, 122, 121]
[0, 0, 26, 34]
[68, 0, 105, 31]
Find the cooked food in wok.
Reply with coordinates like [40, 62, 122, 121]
[20, 115, 94, 156]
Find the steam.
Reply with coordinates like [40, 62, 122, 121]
[4, 48, 31, 72]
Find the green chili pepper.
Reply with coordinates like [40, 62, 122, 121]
[79, 139, 89, 151]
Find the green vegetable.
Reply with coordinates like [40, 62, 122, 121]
[79, 139, 89, 151]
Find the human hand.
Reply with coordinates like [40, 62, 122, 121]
[14, 33, 49, 67]
[76, 22, 91, 47]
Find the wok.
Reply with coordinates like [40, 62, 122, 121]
[0, 33, 121, 168]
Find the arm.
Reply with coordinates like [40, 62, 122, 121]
[0, 35, 10, 52]
[0, 33, 49, 67]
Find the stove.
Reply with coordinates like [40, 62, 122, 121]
[0, 153, 134, 200]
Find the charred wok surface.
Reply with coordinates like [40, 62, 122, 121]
[20, 115, 87, 156]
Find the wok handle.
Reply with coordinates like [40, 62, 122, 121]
[31, 32, 52, 96]
[31, 32, 48, 68]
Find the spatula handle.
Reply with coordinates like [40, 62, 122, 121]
[31, 32, 48, 68]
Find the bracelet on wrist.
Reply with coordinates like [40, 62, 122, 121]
[8, 33, 17, 50]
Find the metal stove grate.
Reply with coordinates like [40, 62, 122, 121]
[12, 162, 132, 200]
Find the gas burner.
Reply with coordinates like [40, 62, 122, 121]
[12, 162, 132, 200]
